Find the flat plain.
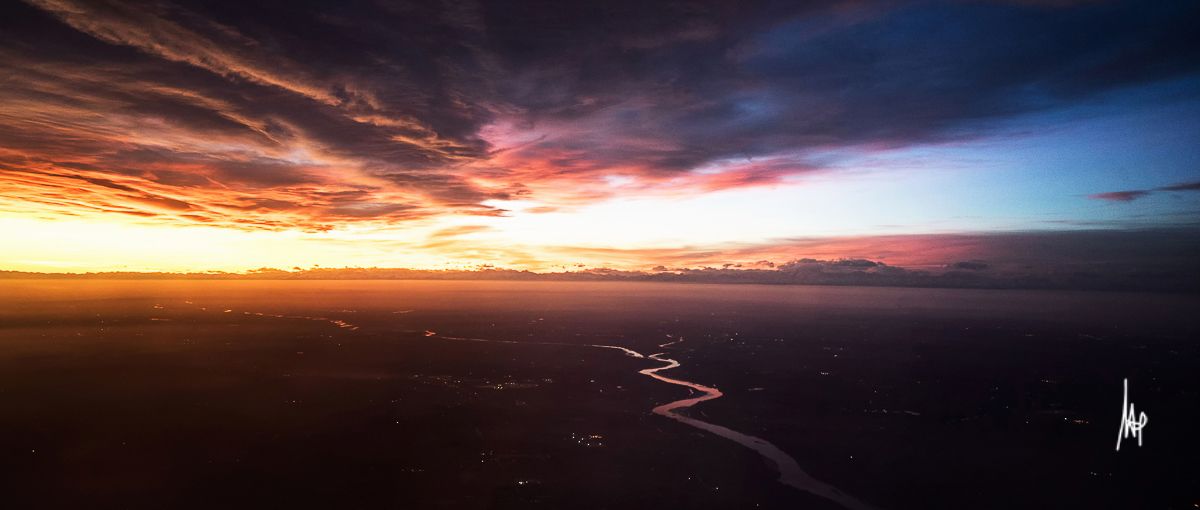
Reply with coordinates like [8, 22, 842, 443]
[1, 280, 1196, 509]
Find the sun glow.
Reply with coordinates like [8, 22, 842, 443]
[0, 215, 419, 273]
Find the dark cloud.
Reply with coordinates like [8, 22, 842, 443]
[1, 0, 1198, 228]
[487, 0, 1200, 177]
[379, 172, 508, 206]
[65, 175, 138, 193]
[949, 260, 990, 271]
[1090, 190, 1151, 202]
[1160, 181, 1200, 191]
[1090, 180, 1200, 202]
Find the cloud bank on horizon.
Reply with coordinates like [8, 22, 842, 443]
[1, 0, 1198, 273]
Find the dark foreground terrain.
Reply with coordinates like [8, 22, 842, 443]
[0, 280, 1196, 509]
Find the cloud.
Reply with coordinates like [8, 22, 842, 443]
[1089, 181, 1200, 202]
[1, 0, 1198, 233]
[1089, 190, 1151, 202]
[428, 225, 492, 239]
[948, 260, 990, 271]
[1161, 181, 1200, 191]
[479, 0, 1200, 191]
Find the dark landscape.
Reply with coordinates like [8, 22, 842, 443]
[2, 280, 1196, 509]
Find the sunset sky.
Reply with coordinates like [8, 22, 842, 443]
[1, 0, 1198, 273]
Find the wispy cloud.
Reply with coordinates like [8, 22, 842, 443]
[1, 0, 1198, 272]
[1089, 181, 1200, 202]
[1089, 190, 1152, 202]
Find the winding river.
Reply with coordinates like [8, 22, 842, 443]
[226, 299, 875, 510]
[638, 350, 877, 510]
[430, 330, 877, 510]
[227, 303, 875, 510]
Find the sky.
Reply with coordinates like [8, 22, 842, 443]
[1, 0, 1198, 273]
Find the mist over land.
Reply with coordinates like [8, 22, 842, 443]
[6, 228, 1199, 292]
